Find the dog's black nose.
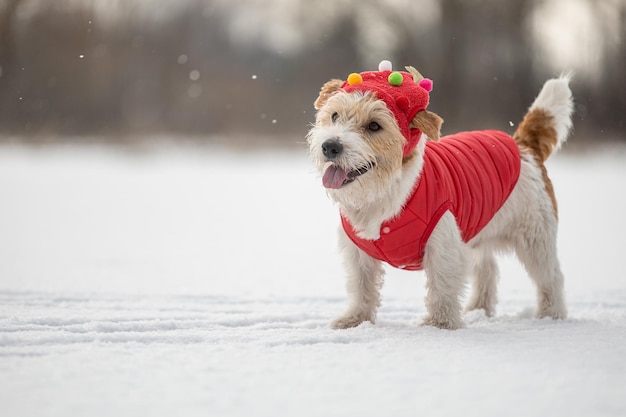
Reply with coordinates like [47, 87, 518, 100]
[322, 140, 343, 159]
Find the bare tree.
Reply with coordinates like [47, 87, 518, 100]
[0, 0, 22, 89]
[0, 0, 622, 142]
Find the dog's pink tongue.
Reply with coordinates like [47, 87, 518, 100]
[322, 165, 347, 189]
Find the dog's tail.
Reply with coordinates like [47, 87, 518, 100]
[514, 75, 574, 161]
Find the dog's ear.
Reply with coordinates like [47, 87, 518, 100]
[411, 110, 444, 141]
[314, 79, 344, 110]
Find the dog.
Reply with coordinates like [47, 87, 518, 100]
[307, 61, 573, 330]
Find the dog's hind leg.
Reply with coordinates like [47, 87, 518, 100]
[514, 213, 567, 320]
[465, 248, 499, 317]
[331, 227, 385, 329]
[422, 211, 469, 330]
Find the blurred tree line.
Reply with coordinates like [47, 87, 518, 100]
[0, 0, 624, 144]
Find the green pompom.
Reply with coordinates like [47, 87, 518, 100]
[388, 72, 403, 86]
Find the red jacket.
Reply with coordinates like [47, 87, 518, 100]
[341, 130, 521, 271]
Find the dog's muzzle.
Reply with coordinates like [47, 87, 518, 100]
[322, 162, 375, 189]
[320, 139, 375, 189]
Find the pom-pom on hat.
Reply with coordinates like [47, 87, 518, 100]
[341, 60, 433, 157]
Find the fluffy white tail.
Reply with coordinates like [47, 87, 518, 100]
[514, 75, 574, 161]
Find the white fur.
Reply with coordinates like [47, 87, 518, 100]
[331, 228, 385, 329]
[422, 211, 469, 329]
[309, 77, 573, 329]
[340, 139, 425, 241]
[468, 153, 567, 319]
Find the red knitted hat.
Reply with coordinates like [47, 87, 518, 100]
[340, 60, 433, 157]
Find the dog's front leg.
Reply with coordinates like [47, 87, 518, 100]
[331, 227, 385, 329]
[422, 212, 469, 330]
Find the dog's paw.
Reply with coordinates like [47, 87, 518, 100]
[464, 303, 495, 318]
[330, 313, 373, 329]
[536, 294, 567, 320]
[421, 315, 464, 330]
[536, 305, 567, 320]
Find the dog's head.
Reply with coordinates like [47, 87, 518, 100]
[307, 61, 443, 205]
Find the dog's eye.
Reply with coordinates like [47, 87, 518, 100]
[331, 112, 339, 123]
[368, 121, 381, 132]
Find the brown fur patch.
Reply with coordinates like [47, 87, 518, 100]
[518, 149, 559, 220]
[541, 161, 558, 220]
[314, 79, 344, 110]
[514, 108, 560, 219]
[411, 110, 443, 142]
[514, 109, 557, 162]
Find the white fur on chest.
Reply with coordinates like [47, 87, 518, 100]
[338, 138, 426, 240]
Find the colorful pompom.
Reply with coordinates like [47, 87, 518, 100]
[378, 60, 393, 72]
[419, 78, 433, 92]
[347, 73, 363, 85]
[388, 71, 403, 86]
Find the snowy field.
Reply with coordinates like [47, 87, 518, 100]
[1, 143, 625, 417]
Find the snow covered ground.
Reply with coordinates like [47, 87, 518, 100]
[1, 143, 625, 417]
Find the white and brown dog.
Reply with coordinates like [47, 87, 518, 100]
[307, 61, 573, 330]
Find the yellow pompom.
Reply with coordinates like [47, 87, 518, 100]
[347, 73, 363, 85]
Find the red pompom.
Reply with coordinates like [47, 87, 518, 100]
[396, 96, 410, 110]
